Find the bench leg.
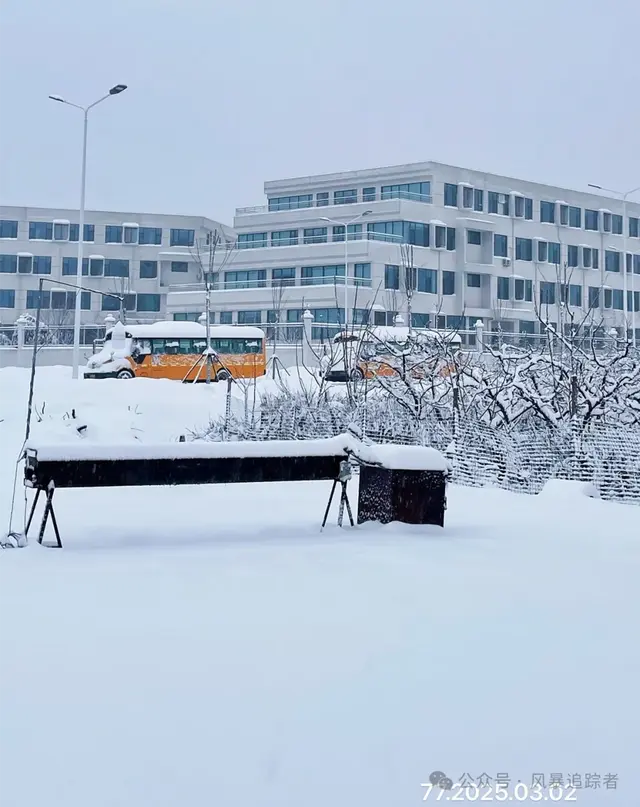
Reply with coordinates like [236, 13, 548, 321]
[38, 483, 63, 548]
[24, 488, 41, 537]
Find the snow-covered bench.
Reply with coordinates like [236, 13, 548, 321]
[22, 435, 449, 547]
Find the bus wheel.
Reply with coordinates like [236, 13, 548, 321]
[350, 368, 364, 382]
[116, 368, 134, 379]
[216, 369, 231, 382]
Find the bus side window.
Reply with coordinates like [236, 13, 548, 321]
[178, 339, 192, 354]
[150, 339, 165, 354]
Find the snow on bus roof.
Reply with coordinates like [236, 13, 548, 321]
[106, 321, 265, 339]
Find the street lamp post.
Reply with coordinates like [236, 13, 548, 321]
[49, 84, 128, 379]
[320, 210, 372, 329]
[588, 183, 640, 347]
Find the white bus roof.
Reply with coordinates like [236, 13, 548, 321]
[106, 321, 265, 340]
[334, 326, 462, 344]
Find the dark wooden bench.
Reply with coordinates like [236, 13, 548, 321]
[23, 435, 448, 547]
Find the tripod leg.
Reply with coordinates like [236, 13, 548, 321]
[25, 488, 41, 536]
[337, 484, 346, 527]
[321, 480, 338, 530]
[182, 356, 202, 383]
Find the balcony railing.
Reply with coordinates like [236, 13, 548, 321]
[168, 276, 372, 293]
[234, 230, 405, 250]
[235, 189, 433, 216]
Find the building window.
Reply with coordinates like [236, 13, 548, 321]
[102, 295, 121, 311]
[354, 262, 371, 286]
[0, 255, 17, 273]
[268, 195, 313, 212]
[612, 214, 623, 235]
[588, 287, 600, 309]
[537, 241, 548, 262]
[89, 258, 104, 276]
[444, 183, 458, 207]
[170, 228, 195, 247]
[602, 212, 612, 232]
[104, 258, 129, 277]
[26, 290, 50, 309]
[605, 250, 620, 272]
[442, 271, 455, 295]
[473, 189, 484, 212]
[515, 238, 533, 261]
[462, 186, 474, 208]
[0, 220, 18, 238]
[303, 227, 328, 245]
[540, 282, 556, 305]
[0, 289, 16, 307]
[585, 209, 599, 231]
[497, 277, 510, 300]
[612, 289, 624, 310]
[540, 201, 556, 223]
[488, 191, 509, 215]
[411, 313, 430, 328]
[628, 216, 639, 237]
[417, 268, 437, 293]
[568, 207, 581, 228]
[28, 221, 53, 240]
[569, 284, 582, 307]
[272, 267, 296, 286]
[363, 187, 376, 202]
[559, 205, 569, 226]
[514, 195, 533, 219]
[138, 227, 162, 245]
[301, 264, 345, 285]
[237, 310, 262, 324]
[136, 294, 161, 312]
[140, 260, 158, 279]
[225, 270, 267, 289]
[311, 307, 344, 340]
[105, 225, 123, 243]
[446, 227, 456, 251]
[467, 230, 482, 246]
[548, 242, 561, 265]
[18, 255, 32, 273]
[434, 226, 445, 249]
[271, 230, 298, 247]
[384, 264, 399, 290]
[316, 192, 329, 207]
[332, 224, 362, 242]
[68, 223, 95, 242]
[54, 222, 70, 240]
[123, 225, 138, 244]
[334, 189, 357, 205]
[514, 278, 533, 301]
[174, 312, 203, 322]
[467, 273, 481, 287]
[381, 182, 431, 202]
[219, 311, 232, 324]
[567, 245, 579, 267]
[604, 289, 613, 308]
[582, 247, 598, 269]
[62, 257, 89, 276]
[493, 234, 508, 258]
[33, 256, 52, 274]
[237, 232, 267, 249]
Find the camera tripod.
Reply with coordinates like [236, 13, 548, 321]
[321, 460, 354, 529]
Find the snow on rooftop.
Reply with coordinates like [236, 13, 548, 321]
[17, 252, 33, 258]
[52, 218, 70, 225]
[430, 219, 446, 226]
[88, 254, 105, 260]
[122, 222, 139, 227]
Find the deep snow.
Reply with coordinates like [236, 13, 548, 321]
[1, 366, 638, 806]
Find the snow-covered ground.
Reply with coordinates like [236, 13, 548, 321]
[1, 366, 638, 805]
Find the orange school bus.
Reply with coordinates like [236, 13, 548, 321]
[84, 321, 266, 381]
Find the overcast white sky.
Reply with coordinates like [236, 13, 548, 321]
[0, 0, 638, 224]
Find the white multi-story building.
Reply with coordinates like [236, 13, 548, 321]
[0, 205, 230, 343]
[167, 161, 640, 343]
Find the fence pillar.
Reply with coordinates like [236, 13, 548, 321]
[474, 319, 484, 353]
[302, 309, 314, 369]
